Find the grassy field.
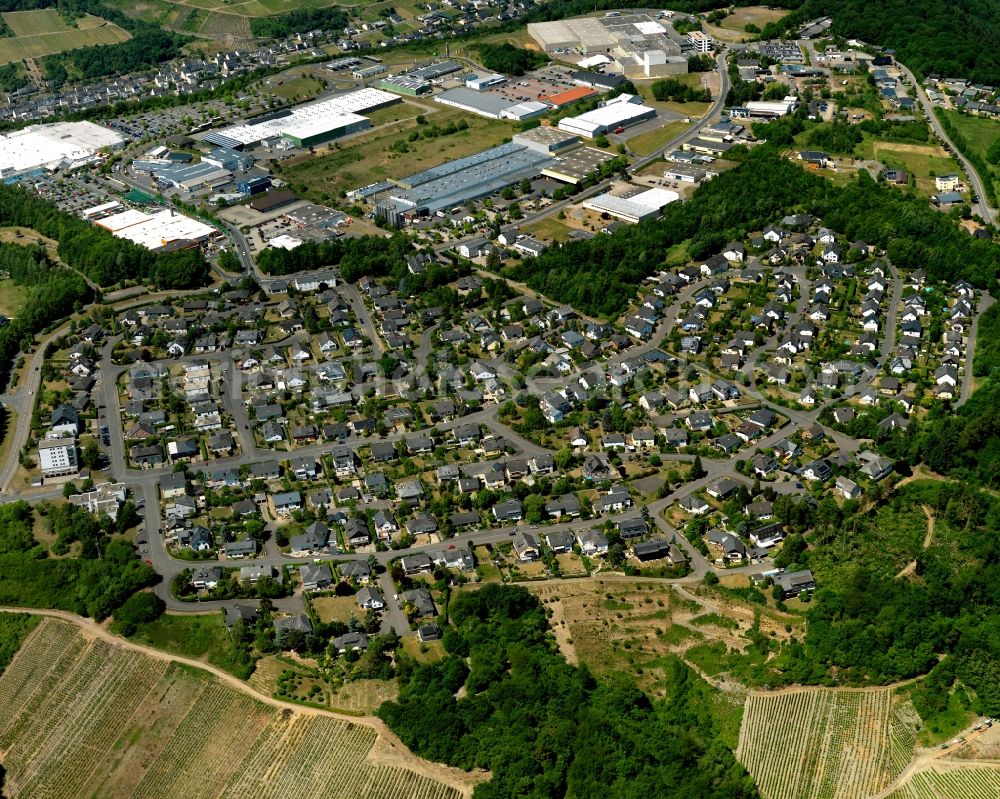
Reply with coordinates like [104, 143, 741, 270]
[0, 618, 468, 799]
[521, 216, 577, 243]
[0, 278, 27, 320]
[269, 75, 324, 101]
[940, 110, 1000, 199]
[717, 5, 788, 35]
[127, 611, 253, 677]
[627, 120, 692, 157]
[311, 593, 363, 623]
[0, 10, 130, 64]
[329, 677, 400, 713]
[737, 688, 919, 799]
[633, 81, 711, 118]
[852, 135, 958, 197]
[278, 105, 517, 202]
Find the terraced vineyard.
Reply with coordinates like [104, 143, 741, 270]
[887, 765, 1000, 798]
[0, 618, 468, 799]
[0, 10, 130, 64]
[737, 688, 917, 799]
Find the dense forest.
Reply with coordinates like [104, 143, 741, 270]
[256, 232, 413, 282]
[0, 185, 209, 288]
[249, 7, 348, 38]
[475, 43, 548, 76]
[0, 501, 155, 621]
[765, 0, 1000, 83]
[379, 584, 759, 799]
[509, 149, 999, 317]
[765, 481, 1000, 720]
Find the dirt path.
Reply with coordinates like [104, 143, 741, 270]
[921, 505, 935, 549]
[894, 506, 936, 579]
[0, 607, 484, 798]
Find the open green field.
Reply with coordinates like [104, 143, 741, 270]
[269, 75, 324, 101]
[627, 120, 692, 157]
[940, 109, 1000, 199]
[869, 140, 962, 196]
[718, 5, 788, 35]
[522, 216, 577, 243]
[0, 617, 468, 799]
[278, 104, 517, 202]
[127, 611, 252, 676]
[0, 278, 27, 320]
[0, 10, 130, 64]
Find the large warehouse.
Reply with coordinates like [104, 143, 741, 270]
[0, 121, 123, 181]
[584, 187, 679, 223]
[434, 87, 521, 119]
[95, 208, 218, 251]
[558, 95, 656, 138]
[378, 141, 555, 221]
[204, 89, 400, 149]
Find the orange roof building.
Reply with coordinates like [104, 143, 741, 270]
[540, 86, 598, 107]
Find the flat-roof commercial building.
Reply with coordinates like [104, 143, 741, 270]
[584, 187, 679, 223]
[249, 189, 298, 213]
[499, 101, 551, 121]
[378, 75, 432, 96]
[379, 141, 555, 219]
[96, 208, 218, 251]
[664, 163, 709, 183]
[688, 31, 713, 52]
[465, 72, 506, 91]
[38, 435, 78, 478]
[542, 146, 615, 184]
[0, 121, 123, 180]
[285, 202, 347, 229]
[132, 159, 232, 192]
[557, 95, 656, 138]
[570, 70, 627, 91]
[513, 127, 581, 154]
[205, 89, 399, 149]
[528, 18, 618, 53]
[434, 87, 516, 119]
[541, 85, 599, 107]
[238, 175, 272, 195]
[730, 97, 798, 119]
[408, 61, 462, 81]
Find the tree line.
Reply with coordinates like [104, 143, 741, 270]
[651, 77, 711, 103]
[255, 232, 412, 282]
[249, 7, 348, 38]
[0, 184, 209, 288]
[379, 583, 759, 799]
[0, 500, 156, 622]
[507, 147, 1000, 318]
[474, 43, 548, 76]
[0, 242, 93, 386]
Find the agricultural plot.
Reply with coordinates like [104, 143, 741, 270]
[198, 11, 251, 38]
[0, 11, 130, 65]
[0, 618, 468, 799]
[737, 688, 918, 799]
[887, 765, 1000, 799]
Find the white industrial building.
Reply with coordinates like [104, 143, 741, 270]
[0, 121, 123, 180]
[688, 31, 713, 52]
[736, 97, 799, 118]
[95, 208, 218, 251]
[38, 435, 78, 479]
[584, 187, 679, 223]
[204, 88, 399, 148]
[557, 94, 656, 138]
[500, 101, 550, 121]
[465, 73, 506, 91]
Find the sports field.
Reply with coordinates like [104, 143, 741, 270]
[0, 10, 130, 64]
[0, 617, 471, 799]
